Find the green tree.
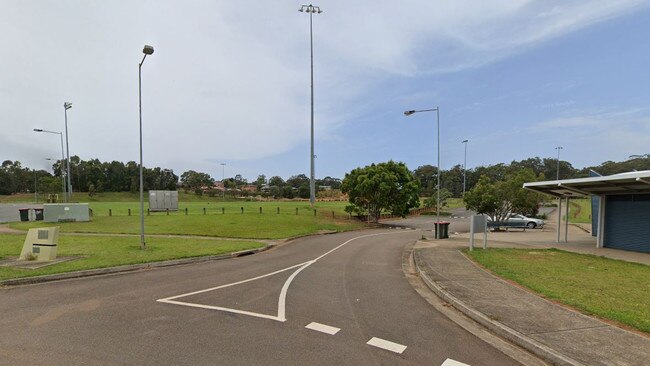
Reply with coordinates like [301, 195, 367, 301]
[180, 170, 214, 192]
[413, 165, 438, 197]
[463, 169, 543, 223]
[341, 161, 420, 222]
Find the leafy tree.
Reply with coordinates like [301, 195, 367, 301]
[255, 175, 267, 190]
[287, 174, 309, 189]
[317, 176, 342, 190]
[268, 176, 285, 187]
[413, 165, 438, 197]
[298, 182, 310, 199]
[88, 183, 96, 197]
[341, 161, 420, 222]
[180, 170, 214, 192]
[463, 169, 543, 223]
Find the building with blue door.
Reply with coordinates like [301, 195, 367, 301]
[523, 171, 650, 253]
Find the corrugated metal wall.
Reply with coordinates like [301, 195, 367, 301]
[604, 194, 650, 253]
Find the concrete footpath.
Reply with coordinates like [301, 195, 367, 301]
[413, 237, 650, 366]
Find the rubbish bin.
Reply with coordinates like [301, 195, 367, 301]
[18, 208, 30, 222]
[434, 222, 450, 239]
[34, 208, 44, 221]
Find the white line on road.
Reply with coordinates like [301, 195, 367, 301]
[366, 337, 407, 354]
[441, 358, 470, 366]
[157, 231, 409, 322]
[305, 322, 340, 335]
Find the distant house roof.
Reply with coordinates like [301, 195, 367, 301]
[524, 170, 650, 197]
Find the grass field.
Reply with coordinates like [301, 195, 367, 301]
[0, 234, 263, 281]
[465, 248, 650, 333]
[9, 212, 362, 239]
[3, 193, 362, 239]
[568, 198, 592, 224]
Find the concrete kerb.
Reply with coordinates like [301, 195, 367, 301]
[412, 243, 583, 366]
[0, 245, 272, 288]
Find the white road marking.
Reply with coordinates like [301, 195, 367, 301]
[157, 231, 408, 322]
[441, 359, 470, 366]
[366, 337, 407, 354]
[305, 322, 340, 335]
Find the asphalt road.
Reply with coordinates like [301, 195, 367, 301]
[383, 208, 476, 233]
[0, 229, 521, 365]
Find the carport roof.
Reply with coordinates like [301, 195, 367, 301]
[523, 170, 650, 197]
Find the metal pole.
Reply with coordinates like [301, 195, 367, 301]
[469, 215, 475, 251]
[556, 197, 562, 243]
[565, 197, 569, 243]
[64, 105, 72, 201]
[59, 133, 66, 202]
[436, 107, 440, 234]
[462, 139, 468, 196]
[139, 55, 147, 250]
[555, 146, 562, 180]
[309, 9, 316, 208]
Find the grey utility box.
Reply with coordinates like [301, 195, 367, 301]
[43, 203, 90, 222]
[149, 190, 179, 211]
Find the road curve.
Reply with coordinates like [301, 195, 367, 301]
[0, 229, 521, 365]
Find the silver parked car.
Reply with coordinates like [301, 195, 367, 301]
[507, 214, 545, 229]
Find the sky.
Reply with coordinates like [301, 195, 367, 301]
[1, 0, 649, 182]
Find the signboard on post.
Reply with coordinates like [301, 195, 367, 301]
[469, 215, 488, 251]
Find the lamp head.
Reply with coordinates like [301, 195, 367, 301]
[64, 102, 72, 110]
[143, 45, 154, 55]
[33, 128, 43, 132]
[462, 139, 468, 143]
[404, 110, 415, 116]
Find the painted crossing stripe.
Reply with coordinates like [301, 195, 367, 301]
[441, 358, 470, 366]
[305, 322, 340, 335]
[366, 337, 407, 354]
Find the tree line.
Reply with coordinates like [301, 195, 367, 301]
[2, 155, 648, 199]
[413, 155, 650, 198]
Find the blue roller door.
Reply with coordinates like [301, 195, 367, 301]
[604, 194, 650, 253]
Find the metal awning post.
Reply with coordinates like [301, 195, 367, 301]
[556, 197, 562, 243]
[597, 196, 606, 248]
[564, 197, 570, 243]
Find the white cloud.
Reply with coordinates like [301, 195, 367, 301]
[0, 0, 647, 177]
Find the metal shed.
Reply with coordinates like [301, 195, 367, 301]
[524, 171, 650, 253]
[148, 190, 179, 211]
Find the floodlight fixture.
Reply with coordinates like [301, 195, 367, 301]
[143, 45, 154, 55]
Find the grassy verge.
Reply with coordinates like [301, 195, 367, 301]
[568, 198, 591, 224]
[9, 212, 363, 239]
[465, 248, 650, 333]
[0, 234, 263, 281]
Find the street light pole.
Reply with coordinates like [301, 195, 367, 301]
[34, 128, 67, 202]
[220, 163, 226, 200]
[555, 146, 563, 180]
[299, 4, 322, 208]
[404, 107, 441, 236]
[63, 102, 72, 201]
[139, 45, 154, 250]
[462, 139, 468, 196]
